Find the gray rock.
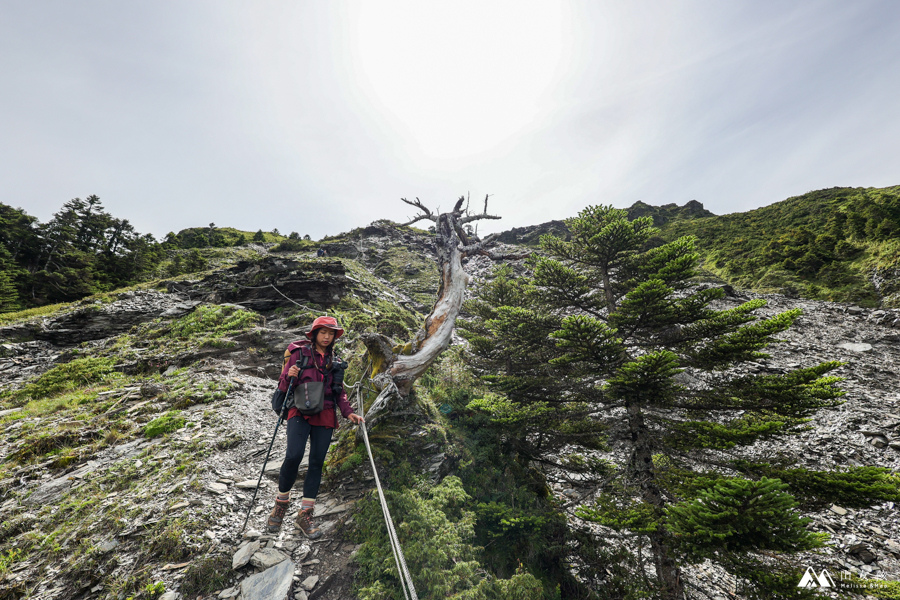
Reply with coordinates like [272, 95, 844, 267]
[301, 575, 319, 591]
[838, 342, 873, 352]
[240, 559, 294, 600]
[0, 293, 199, 345]
[317, 501, 354, 517]
[250, 547, 291, 570]
[141, 381, 169, 398]
[233, 540, 260, 569]
[830, 505, 848, 516]
[869, 436, 889, 448]
[24, 461, 98, 505]
[208, 482, 228, 494]
[160, 301, 201, 318]
[97, 539, 119, 553]
[885, 539, 900, 554]
[847, 543, 878, 564]
[159, 593, 179, 600]
[236, 479, 261, 489]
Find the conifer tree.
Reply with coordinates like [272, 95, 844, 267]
[461, 205, 899, 599]
[0, 258, 20, 314]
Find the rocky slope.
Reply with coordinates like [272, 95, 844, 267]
[1, 228, 899, 600]
[0, 247, 430, 600]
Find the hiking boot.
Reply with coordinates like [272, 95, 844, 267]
[266, 497, 290, 533]
[295, 507, 322, 539]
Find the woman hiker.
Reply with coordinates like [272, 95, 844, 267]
[267, 316, 364, 538]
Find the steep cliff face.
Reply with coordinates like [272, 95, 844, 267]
[1, 230, 900, 600]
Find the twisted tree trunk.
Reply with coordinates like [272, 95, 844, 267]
[361, 195, 514, 421]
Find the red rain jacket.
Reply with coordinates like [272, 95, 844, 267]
[277, 340, 355, 428]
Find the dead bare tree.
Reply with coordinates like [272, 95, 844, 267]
[360, 195, 516, 424]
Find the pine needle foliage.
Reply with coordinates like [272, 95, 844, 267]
[460, 205, 899, 600]
[353, 476, 544, 600]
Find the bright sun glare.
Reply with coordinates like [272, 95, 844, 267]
[352, 1, 571, 163]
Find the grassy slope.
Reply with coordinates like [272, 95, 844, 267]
[657, 186, 900, 306]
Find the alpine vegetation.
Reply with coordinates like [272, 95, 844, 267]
[461, 205, 900, 599]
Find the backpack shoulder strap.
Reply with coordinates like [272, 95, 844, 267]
[283, 344, 314, 371]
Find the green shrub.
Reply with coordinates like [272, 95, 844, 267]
[271, 238, 314, 252]
[354, 476, 543, 600]
[144, 411, 186, 438]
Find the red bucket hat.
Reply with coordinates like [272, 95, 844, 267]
[306, 315, 344, 340]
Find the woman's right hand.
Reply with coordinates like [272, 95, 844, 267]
[288, 365, 300, 378]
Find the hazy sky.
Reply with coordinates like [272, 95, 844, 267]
[3, 1, 899, 240]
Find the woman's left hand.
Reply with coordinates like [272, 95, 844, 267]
[347, 413, 365, 425]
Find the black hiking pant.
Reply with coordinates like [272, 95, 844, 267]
[278, 416, 333, 498]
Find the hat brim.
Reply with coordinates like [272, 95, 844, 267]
[305, 326, 344, 340]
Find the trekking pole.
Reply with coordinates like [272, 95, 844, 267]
[240, 377, 295, 534]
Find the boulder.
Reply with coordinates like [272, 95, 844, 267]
[240, 559, 294, 600]
[250, 547, 291, 570]
[233, 540, 260, 569]
[847, 543, 878, 564]
[838, 342, 873, 352]
[301, 575, 319, 591]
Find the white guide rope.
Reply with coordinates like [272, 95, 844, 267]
[350, 373, 419, 600]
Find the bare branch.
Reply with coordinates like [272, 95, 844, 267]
[399, 215, 433, 227]
[459, 213, 501, 225]
[399, 197, 437, 226]
[458, 233, 500, 255]
[454, 221, 472, 247]
[459, 235, 530, 260]
[483, 249, 531, 260]
[459, 192, 501, 224]
[470, 241, 532, 261]
[385, 193, 505, 397]
[400, 196, 432, 215]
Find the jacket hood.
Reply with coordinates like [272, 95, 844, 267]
[287, 340, 311, 353]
